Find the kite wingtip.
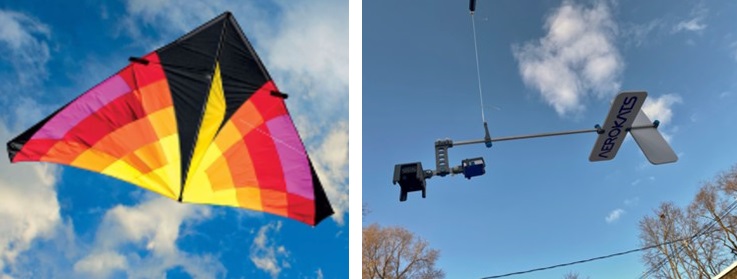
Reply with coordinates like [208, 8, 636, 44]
[6, 140, 22, 163]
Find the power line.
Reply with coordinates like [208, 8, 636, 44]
[480, 199, 737, 279]
[480, 233, 711, 279]
[480, 247, 651, 279]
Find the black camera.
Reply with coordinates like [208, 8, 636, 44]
[392, 162, 427, 202]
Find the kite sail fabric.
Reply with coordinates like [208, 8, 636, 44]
[6, 12, 334, 226]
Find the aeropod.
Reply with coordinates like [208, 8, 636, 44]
[392, 91, 677, 202]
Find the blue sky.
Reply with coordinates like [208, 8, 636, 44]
[364, 0, 737, 278]
[0, 1, 347, 278]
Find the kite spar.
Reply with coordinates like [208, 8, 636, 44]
[6, 12, 333, 226]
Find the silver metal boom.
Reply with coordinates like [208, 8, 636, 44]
[452, 124, 657, 146]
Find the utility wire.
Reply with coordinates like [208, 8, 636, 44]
[480, 199, 737, 279]
[480, 234, 710, 279]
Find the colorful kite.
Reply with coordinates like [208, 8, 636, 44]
[6, 12, 333, 226]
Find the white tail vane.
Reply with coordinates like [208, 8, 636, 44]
[630, 110, 678, 164]
[589, 91, 677, 164]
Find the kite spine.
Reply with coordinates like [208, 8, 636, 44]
[178, 16, 229, 202]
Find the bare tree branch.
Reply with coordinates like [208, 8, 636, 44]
[363, 223, 444, 279]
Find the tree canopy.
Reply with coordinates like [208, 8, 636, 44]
[639, 165, 737, 278]
[363, 223, 444, 279]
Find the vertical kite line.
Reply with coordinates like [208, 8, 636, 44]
[471, 12, 486, 123]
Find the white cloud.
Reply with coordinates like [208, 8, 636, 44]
[73, 251, 127, 278]
[264, 1, 348, 104]
[120, 0, 219, 49]
[672, 9, 707, 33]
[605, 208, 625, 223]
[642, 94, 681, 124]
[513, 0, 623, 116]
[670, 4, 708, 46]
[0, 121, 62, 274]
[620, 19, 663, 48]
[250, 221, 290, 279]
[311, 122, 349, 225]
[0, 10, 67, 277]
[316, 268, 324, 279]
[0, 10, 51, 88]
[674, 19, 705, 32]
[621, 4, 708, 47]
[0, 10, 57, 132]
[75, 196, 224, 279]
[96, 197, 209, 253]
[641, 93, 681, 142]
